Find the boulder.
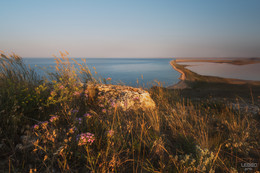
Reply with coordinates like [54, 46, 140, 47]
[95, 84, 156, 111]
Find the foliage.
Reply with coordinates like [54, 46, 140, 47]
[0, 52, 259, 172]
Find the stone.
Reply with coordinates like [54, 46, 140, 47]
[96, 84, 156, 111]
[231, 103, 259, 115]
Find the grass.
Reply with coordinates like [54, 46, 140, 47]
[0, 52, 259, 172]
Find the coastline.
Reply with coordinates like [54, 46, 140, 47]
[173, 57, 260, 65]
[169, 59, 260, 89]
[170, 60, 185, 80]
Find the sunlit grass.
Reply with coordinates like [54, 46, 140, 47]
[0, 52, 259, 172]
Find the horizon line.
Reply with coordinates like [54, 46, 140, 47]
[21, 56, 260, 59]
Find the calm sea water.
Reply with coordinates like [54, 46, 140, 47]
[23, 58, 180, 87]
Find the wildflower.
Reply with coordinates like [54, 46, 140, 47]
[59, 85, 64, 89]
[76, 117, 82, 124]
[78, 132, 95, 146]
[41, 121, 48, 125]
[107, 77, 112, 80]
[67, 127, 77, 135]
[108, 130, 114, 137]
[83, 113, 92, 118]
[49, 116, 59, 123]
[100, 104, 104, 107]
[40, 121, 48, 128]
[133, 97, 139, 101]
[124, 100, 128, 108]
[52, 129, 57, 138]
[72, 109, 79, 114]
[73, 91, 80, 96]
[33, 124, 39, 130]
[50, 91, 55, 95]
[102, 109, 106, 113]
[69, 127, 75, 134]
[111, 101, 116, 107]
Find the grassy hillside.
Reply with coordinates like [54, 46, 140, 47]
[0, 52, 259, 172]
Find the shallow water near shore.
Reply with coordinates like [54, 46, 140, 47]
[23, 58, 179, 87]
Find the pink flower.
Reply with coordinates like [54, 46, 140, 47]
[133, 97, 139, 101]
[102, 109, 106, 113]
[78, 132, 95, 146]
[50, 116, 59, 123]
[124, 100, 128, 108]
[108, 130, 114, 137]
[83, 113, 92, 118]
[106, 77, 112, 81]
[111, 101, 116, 107]
[33, 124, 39, 130]
[59, 85, 64, 89]
[73, 91, 80, 96]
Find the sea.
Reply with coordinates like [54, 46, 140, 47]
[23, 58, 180, 88]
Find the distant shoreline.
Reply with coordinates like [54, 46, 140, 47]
[169, 58, 260, 89]
[173, 57, 260, 65]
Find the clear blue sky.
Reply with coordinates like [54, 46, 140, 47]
[1, 0, 260, 58]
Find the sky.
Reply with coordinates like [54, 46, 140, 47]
[0, 0, 260, 58]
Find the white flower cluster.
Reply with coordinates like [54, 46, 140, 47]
[172, 145, 215, 172]
[195, 145, 215, 172]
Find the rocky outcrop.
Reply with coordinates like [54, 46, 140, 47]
[231, 103, 259, 115]
[95, 84, 156, 111]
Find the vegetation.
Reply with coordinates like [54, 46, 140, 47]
[0, 52, 259, 172]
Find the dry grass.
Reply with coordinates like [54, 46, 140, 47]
[0, 52, 259, 172]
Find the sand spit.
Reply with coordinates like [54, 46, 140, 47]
[169, 59, 260, 89]
[174, 57, 260, 65]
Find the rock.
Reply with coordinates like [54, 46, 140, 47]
[21, 135, 31, 145]
[96, 84, 156, 111]
[16, 135, 36, 151]
[15, 143, 23, 150]
[231, 103, 259, 115]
